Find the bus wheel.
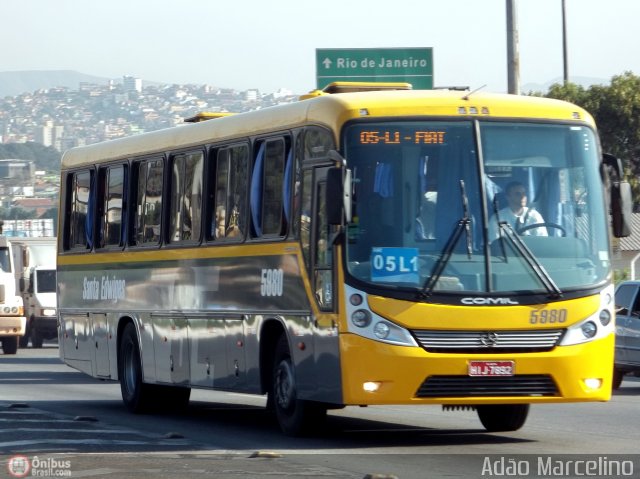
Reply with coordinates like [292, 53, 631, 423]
[2, 337, 18, 355]
[271, 335, 326, 436]
[119, 323, 154, 413]
[612, 368, 625, 390]
[477, 404, 529, 432]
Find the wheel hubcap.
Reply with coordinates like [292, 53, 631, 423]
[275, 359, 295, 410]
[123, 342, 136, 395]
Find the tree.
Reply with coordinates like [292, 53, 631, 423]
[0, 206, 31, 220]
[0, 142, 62, 173]
[544, 72, 640, 206]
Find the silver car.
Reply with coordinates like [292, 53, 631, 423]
[613, 281, 640, 388]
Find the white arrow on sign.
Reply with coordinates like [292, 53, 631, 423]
[323, 58, 332, 69]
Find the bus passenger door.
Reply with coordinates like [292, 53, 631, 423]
[90, 313, 110, 377]
[299, 166, 341, 402]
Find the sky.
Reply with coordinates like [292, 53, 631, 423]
[3, 0, 640, 95]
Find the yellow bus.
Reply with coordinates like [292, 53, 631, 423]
[57, 83, 631, 436]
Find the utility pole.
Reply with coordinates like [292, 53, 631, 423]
[562, 0, 569, 84]
[506, 0, 520, 94]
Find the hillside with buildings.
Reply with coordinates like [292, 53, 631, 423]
[0, 73, 297, 235]
[0, 73, 297, 152]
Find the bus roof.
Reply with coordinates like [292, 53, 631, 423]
[61, 89, 595, 170]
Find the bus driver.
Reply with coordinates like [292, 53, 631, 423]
[491, 181, 548, 238]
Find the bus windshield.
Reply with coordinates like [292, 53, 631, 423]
[343, 120, 609, 295]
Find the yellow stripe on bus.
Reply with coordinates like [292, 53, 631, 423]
[57, 242, 302, 266]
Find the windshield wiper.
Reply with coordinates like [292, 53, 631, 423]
[420, 180, 472, 298]
[494, 220, 563, 299]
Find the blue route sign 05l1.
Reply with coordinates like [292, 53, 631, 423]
[316, 47, 433, 90]
[371, 247, 420, 284]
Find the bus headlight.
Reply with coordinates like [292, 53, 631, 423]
[598, 309, 611, 326]
[373, 322, 390, 339]
[345, 285, 418, 347]
[581, 321, 597, 339]
[351, 309, 371, 328]
[42, 309, 57, 317]
[561, 318, 603, 345]
[559, 288, 615, 346]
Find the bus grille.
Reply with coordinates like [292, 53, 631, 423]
[412, 329, 564, 353]
[416, 375, 558, 398]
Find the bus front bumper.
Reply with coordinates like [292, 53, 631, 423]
[340, 333, 614, 405]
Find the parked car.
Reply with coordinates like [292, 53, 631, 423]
[613, 281, 640, 388]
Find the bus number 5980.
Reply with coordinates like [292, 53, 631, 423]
[530, 309, 567, 324]
[261, 268, 284, 297]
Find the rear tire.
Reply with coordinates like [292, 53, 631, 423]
[119, 323, 154, 413]
[477, 404, 529, 432]
[271, 334, 326, 436]
[2, 337, 19, 355]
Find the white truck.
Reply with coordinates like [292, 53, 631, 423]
[11, 237, 57, 348]
[0, 236, 26, 354]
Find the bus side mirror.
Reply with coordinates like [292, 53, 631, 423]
[611, 180, 632, 238]
[326, 167, 352, 226]
[603, 153, 632, 238]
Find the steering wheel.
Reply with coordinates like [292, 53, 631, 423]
[517, 222, 566, 237]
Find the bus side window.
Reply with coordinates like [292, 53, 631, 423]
[66, 169, 94, 251]
[211, 144, 248, 240]
[251, 138, 289, 238]
[133, 158, 164, 245]
[98, 164, 126, 248]
[169, 151, 203, 243]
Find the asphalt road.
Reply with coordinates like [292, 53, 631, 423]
[1, 345, 639, 478]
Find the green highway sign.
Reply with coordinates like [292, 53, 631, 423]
[316, 47, 433, 90]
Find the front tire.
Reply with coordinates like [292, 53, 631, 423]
[119, 323, 154, 413]
[477, 404, 529, 432]
[271, 335, 326, 436]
